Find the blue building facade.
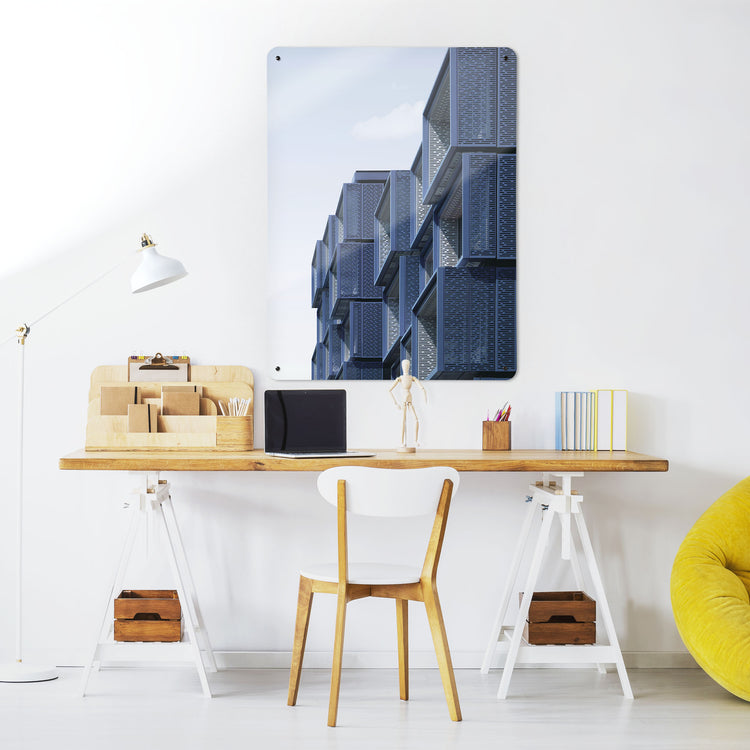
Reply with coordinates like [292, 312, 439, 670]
[311, 47, 517, 380]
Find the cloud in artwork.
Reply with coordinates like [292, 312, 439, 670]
[352, 101, 425, 141]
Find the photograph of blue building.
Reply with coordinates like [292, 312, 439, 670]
[267, 47, 516, 380]
[309, 48, 516, 380]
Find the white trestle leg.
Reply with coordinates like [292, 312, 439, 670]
[481, 473, 633, 699]
[82, 473, 216, 697]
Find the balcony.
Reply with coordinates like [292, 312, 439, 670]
[412, 266, 516, 379]
[422, 47, 516, 205]
[329, 241, 380, 319]
[337, 180, 386, 242]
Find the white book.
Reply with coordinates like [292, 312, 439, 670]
[566, 392, 576, 450]
[596, 389, 612, 450]
[612, 389, 628, 450]
[583, 391, 590, 450]
[583, 392, 590, 450]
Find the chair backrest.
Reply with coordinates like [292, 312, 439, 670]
[317, 466, 460, 517]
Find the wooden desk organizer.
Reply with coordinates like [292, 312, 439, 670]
[85, 365, 254, 451]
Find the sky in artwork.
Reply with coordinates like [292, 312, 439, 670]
[267, 46, 447, 379]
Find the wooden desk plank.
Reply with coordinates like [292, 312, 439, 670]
[59, 449, 668, 473]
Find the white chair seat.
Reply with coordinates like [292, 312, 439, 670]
[300, 562, 422, 585]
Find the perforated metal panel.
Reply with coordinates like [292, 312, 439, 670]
[311, 239, 326, 307]
[455, 47, 498, 146]
[496, 153, 516, 260]
[384, 277, 400, 353]
[497, 48, 517, 147]
[375, 170, 414, 287]
[464, 154, 497, 261]
[415, 287, 438, 380]
[494, 266, 516, 372]
[349, 301, 383, 360]
[330, 242, 380, 318]
[342, 360, 383, 380]
[441, 267, 497, 371]
[327, 323, 345, 379]
[342, 182, 385, 241]
[410, 148, 428, 245]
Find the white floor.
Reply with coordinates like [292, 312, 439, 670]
[1, 667, 749, 749]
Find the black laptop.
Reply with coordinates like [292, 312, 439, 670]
[264, 389, 374, 458]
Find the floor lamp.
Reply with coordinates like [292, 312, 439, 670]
[0, 233, 187, 682]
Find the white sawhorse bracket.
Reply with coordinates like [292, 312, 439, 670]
[81, 473, 217, 697]
[480, 473, 632, 699]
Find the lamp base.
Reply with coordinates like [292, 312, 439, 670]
[0, 662, 58, 683]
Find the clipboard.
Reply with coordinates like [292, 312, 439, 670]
[128, 353, 190, 382]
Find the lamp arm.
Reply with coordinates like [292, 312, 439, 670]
[1, 256, 129, 347]
[29, 256, 130, 330]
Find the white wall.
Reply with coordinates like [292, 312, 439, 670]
[1, 0, 749, 667]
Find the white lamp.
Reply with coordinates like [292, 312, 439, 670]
[131, 234, 188, 293]
[0, 234, 187, 683]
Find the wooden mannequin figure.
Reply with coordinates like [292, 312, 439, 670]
[388, 359, 427, 452]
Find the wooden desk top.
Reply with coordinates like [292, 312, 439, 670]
[59, 448, 668, 473]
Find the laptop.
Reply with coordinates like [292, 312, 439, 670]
[264, 389, 374, 458]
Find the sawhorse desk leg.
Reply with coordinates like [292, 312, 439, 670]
[82, 473, 217, 697]
[480, 473, 632, 699]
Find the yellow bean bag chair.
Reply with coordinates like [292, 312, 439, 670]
[671, 476, 750, 700]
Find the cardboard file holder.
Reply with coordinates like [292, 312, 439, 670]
[162, 391, 201, 416]
[100, 385, 141, 416]
[128, 403, 157, 433]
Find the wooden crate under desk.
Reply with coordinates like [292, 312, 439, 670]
[521, 591, 596, 645]
[114, 590, 181, 643]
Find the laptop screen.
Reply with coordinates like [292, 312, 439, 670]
[264, 390, 347, 453]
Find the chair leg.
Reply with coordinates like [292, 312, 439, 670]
[288, 576, 314, 706]
[328, 585, 348, 727]
[423, 585, 461, 722]
[396, 599, 409, 701]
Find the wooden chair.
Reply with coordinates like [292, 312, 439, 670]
[287, 466, 462, 727]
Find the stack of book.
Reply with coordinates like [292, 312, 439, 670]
[555, 390, 627, 451]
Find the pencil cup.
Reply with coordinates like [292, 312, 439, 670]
[482, 421, 511, 451]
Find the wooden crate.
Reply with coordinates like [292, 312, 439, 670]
[521, 591, 596, 645]
[114, 590, 181, 642]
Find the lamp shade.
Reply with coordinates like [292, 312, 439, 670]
[131, 235, 188, 293]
